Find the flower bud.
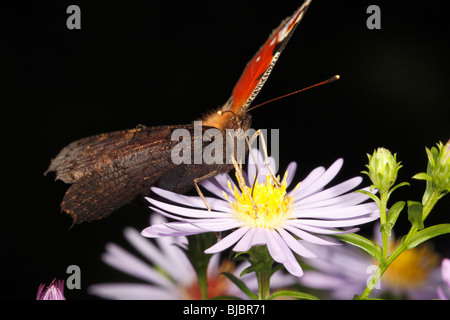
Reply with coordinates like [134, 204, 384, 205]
[431, 140, 450, 193]
[36, 279, 65, 300]
[363, 148, 402, 193]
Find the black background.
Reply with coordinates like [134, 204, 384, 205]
[3, 0, 450, 300]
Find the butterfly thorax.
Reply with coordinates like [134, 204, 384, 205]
[202, 98, 252, 133]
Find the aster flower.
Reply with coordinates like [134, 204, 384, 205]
[299, 225, 443, 299]
[142, 149, 380, 277]
[36, 279, 65, 300]
[88, 215, 294, 300]
[437, 258, 450, 300]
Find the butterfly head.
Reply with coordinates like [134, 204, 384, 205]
[202, 98, 252, 132]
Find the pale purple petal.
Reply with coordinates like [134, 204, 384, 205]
[247, 149, 278, 185]
[292, 202, 378, 219]
[207, 254, 221, 278]
[154, 231, 189, 267]
[437, 287, 447, 300]
[296, 215, 379, 228]
[200, 178, 231, 200]
[291, 166, 325, 195]
[247, 149, 263, 186]
[284, 162, 297, 188]
[141, 221, 202, 237]
[292, 223, 360, 235]
[88, 283, 179, 300]
[202, 170, 244, 201]
[146, 208, 243, 234]
[146, 198, 230, 218]
[294, 177, 362, 205]
[252, 228, 268, 247]
[265, 229, 287, 263]
[204, 227, 250, 254]
[300, 271, 350, 289]
[214, 171, 236, 189]
[296, 186, 373, 209]
[270, 269, 298, 288]
[269, 230, 304, 277]
[147, 206, 218, 228]
[292, 159, 343, 199]
[161, 221, 215, 233]
[281, 253, 304, 278]
[232, 227, 258, 252]
[124, 227, 184, 280]
[442, 258, 450, 287]
[283, 223, 339, 246]
[191, 219, 245, 232]
[151, 187, 230, 211]
[123, 227, 194, 286]
[276, 227, 316, 258]
[102, 243, 175, 289]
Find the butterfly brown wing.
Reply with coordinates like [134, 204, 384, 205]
[60, 145, 178, 224]
[46, 125, 230, 224]
[46, 126, 178, 224]
[45, 125, 180, 183]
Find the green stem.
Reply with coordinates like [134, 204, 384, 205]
[359, 190, 441, 299]
[379, 192, 389, 259]
[198, 269, 208, 300]
[257, 267, 271, 300]
[250, 246, 273, 300]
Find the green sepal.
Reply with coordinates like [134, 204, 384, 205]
[240, 262, 265, 277]
[232, 250, 249, 260]
[270, 264, 284, 277]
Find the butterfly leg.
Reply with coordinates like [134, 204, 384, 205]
[193, 170, 220, 211]
[230, 154, 259, 216]
[194, 171, 224, 240]
[246, 129, 281, 188]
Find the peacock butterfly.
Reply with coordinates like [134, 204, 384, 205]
[45, 0, 313, 224]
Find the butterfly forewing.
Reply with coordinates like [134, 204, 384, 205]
[230, 0, 311, 114]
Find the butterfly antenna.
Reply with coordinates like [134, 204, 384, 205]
[247, 75, 340, 112]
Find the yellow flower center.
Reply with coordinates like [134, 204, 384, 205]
[382, 241, 440, 289]
[224, 171, 297, 229]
